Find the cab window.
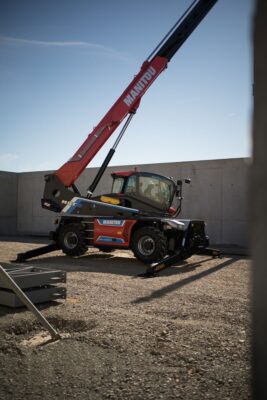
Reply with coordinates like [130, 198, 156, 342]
[138, 175, 173, 208]
[125, 175, 137, 194]
[111, 177, 124, 193]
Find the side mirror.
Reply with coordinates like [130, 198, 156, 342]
[176, 178, 191, 196]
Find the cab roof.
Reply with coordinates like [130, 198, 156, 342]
[111, 170, 136, 178]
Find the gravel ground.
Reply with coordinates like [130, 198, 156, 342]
[0, 238, 251, 399]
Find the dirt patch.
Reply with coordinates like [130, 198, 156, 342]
[0, 238, 251, 399]
[20, 332, 71, 348]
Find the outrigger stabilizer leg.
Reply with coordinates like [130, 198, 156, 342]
[15, 243, 60, 263]
[140, 246, 221, 278]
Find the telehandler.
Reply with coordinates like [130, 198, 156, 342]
[17, 0, 220, 275]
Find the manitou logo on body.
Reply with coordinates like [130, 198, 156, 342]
[123, 66, 157, 107]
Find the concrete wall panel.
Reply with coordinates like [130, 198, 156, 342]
[222, 220, 248, 247]
[0, 172, 18, 235]
[222, 163, 248, 221]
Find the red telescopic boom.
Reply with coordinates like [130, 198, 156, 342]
[55, 57, 168, 187]
[54, 0, 218, 188]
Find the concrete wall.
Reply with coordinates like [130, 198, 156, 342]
[17, 171, 56, 235]
[0, 171, 18, 235]
[0, 157, 249, 248]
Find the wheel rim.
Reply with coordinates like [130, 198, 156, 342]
[138, 235, 156, 256]
[64, 232, 78, 250]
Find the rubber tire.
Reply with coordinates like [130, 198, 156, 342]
[131, 226, 168, 264]
[58, 223, 88, 257]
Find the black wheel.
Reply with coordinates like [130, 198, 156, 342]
[131, 226, 168, 264]
[57, 223, 88, 256]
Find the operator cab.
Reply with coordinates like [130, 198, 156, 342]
[109, 171, 176, 214]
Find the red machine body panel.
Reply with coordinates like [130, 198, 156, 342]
[93, 218, 137, 247]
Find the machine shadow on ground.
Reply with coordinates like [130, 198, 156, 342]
[8, 252, 225, 278]
[133, 257, 238, 304]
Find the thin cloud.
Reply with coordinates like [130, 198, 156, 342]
[0, 36, 129, 60]
[1, 36, 107, 49]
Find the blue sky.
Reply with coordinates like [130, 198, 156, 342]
[0, 0, 254, 173]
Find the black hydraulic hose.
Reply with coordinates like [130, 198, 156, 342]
[87, 113, 135, 197]
[87, 148, 116, 196]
